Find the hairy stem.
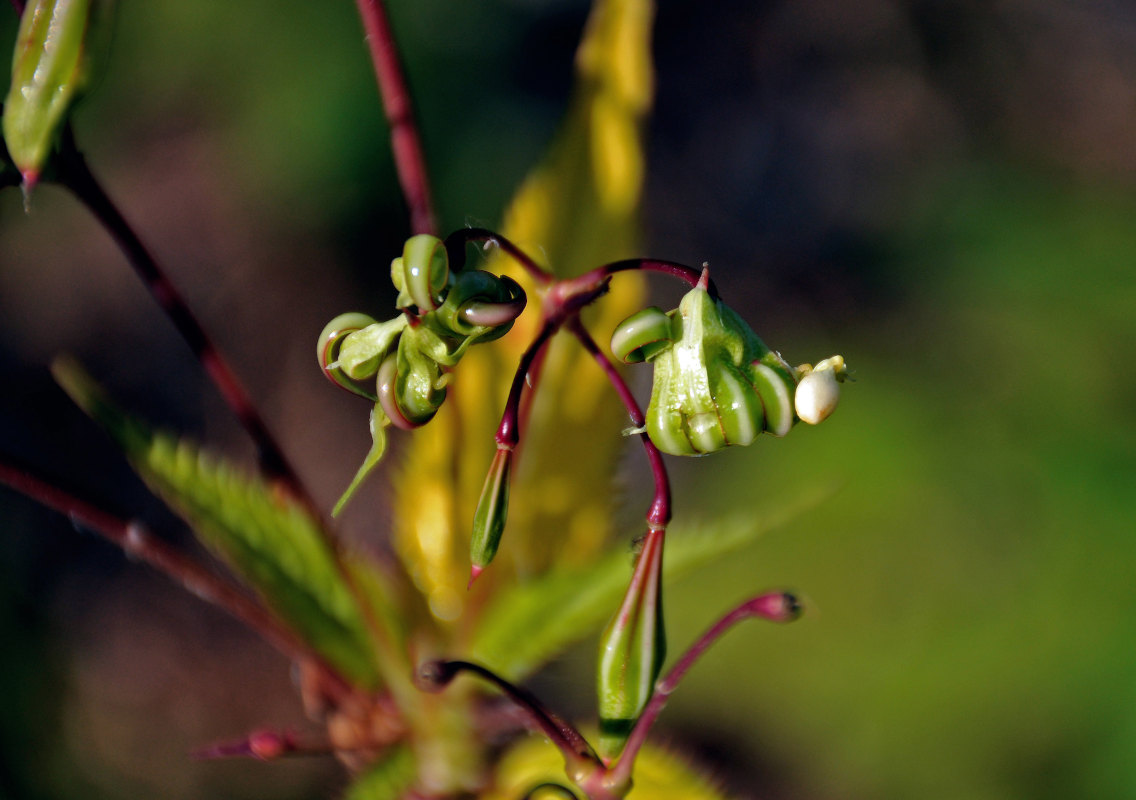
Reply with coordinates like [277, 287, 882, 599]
[568, 318, 670, 529]
[354, 0, 437, 236]
[0, 458, 355, 701]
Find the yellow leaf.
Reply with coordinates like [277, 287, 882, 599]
[393, 0, 655, 623]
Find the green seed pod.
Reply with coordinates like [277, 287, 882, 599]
[3, 0, 104, 186]
[641, 283, 801, 455]
[432, 270, 526, 343]
[610, 306, 673, 364]
[596, 528, 666, 762]
[469, 448, 512, 581]
[377, 330, 447, 428]
[391, 233, 450, 312]
[317, 312, 381, 399]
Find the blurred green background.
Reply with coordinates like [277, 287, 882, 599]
[2, 1, 1135, 799]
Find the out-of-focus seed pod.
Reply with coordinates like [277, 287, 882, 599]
[3, 0, 104, 188]
[469, 448, 512, 583]
[794, 355, 848, 425]
[596, 528, 666, 763]
[331, 403, 390, 517]
[391, 233, 450, 312]
[610, 306, 673, 364]
[433, 270, 525, 342]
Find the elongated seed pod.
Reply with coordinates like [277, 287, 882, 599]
[596, 528, 666, 762]
[3, 0, 102, 186]
[470, 448, 512, 579]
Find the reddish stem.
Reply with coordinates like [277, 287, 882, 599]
[416, 659, 601, 774]
[354, 0, 437, 236]
[0, 458, 355, 700]
[53, 134, 317, 517]
[568, 318, 670, 529]
[609, 592, 801, 786]
[568, 258, 718, 300]
[444, 228, 554, 285]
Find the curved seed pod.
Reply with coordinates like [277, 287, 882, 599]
[393, 331, 447, 427]
[391, 233, 450, 312]
[746, 354, 797, 437]
[376, 351, 415, 431]
[3, 0, 104, 187]
[610, 306, 673, 364]
[335, 316, 408, 381]
[317, 312, 381, 400]
[432, 270, 526, 342]
[596, 527, 666, 762]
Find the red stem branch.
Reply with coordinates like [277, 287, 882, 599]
[354, 0, 437, 236]
[0, 458, 355, 700]
[609, 592, 801, 786]
[444, 228, 554, 285]
[568, 318, 670, 529]
[54, 133, 317, 517]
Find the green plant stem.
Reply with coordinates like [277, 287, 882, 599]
[0, 457, 356, 702]
[353, 0, 437, 236]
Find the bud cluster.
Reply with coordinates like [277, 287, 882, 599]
[318, 233, 526, 513]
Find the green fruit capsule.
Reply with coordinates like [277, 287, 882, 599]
[3, 0, 101, 186]
[596, 528, 666, 762]
[392, 233, 450, 312]
[639, 281, 805, 455]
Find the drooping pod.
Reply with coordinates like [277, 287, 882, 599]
[391, 233, 450, 312]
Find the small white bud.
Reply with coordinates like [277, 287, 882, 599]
[794, 355, 847, 425]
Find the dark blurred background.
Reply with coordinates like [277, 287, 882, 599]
[2, 1, 1135, 798]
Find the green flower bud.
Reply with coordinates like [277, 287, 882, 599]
[610, 306, 673, 364]
[469, 448, 512, 583]
[641, 282, 798, 455]
[3, 0, 107, 187]
[391, 233, 449, 312]
[596, 528, 666, 762]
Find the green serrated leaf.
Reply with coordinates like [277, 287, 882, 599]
[52, 355, 382, 688]
[342, 747, 416, 800]
[469, 494, 832, 681]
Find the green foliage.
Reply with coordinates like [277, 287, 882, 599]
[469, 509, 821, 682]
[344, 748, 417, 800]
[51, 356, 382, 688]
